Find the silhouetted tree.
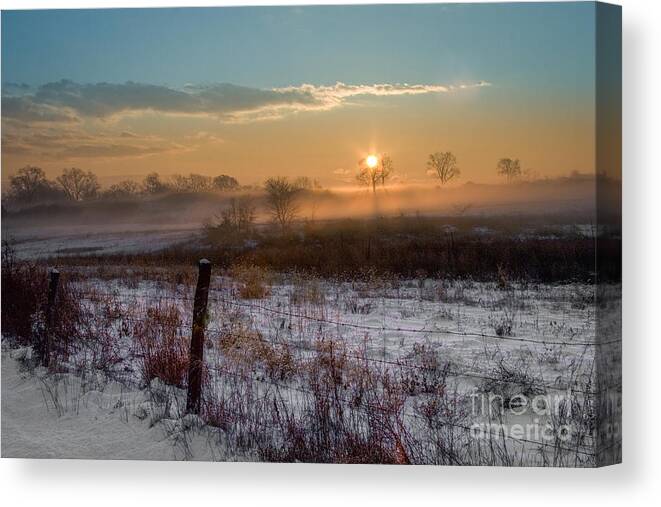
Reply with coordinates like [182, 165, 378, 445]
[213, 174, 239, 191]
[497, 158, 522, 183]
[264, 177, 300, 233]
[427, 152, 460, 185]
[357, 156, 394, 193]
[219, 196, 255, 233]
[170, 174, 189, 192]
[170, 173, 213, 192]
[8, 166, 53, 202]
[188, 174, 213, 192]
[356, 157, 385, 194]
[104, 180, 140, 199]
[56, 168, 99, 201]
[293, 176, 322, 191]
[379, 155, 394, 187]
[142, 172, 168, 194]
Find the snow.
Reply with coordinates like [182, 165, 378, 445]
[2, 223, 201, 260]
[1, 347, 246, 461]
[2, 267, 620, 463]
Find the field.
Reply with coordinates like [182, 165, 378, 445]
[1, 214, 622, 464]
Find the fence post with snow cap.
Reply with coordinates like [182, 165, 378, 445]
[43, 268, 60, 367]
[186, 259, 212, 414]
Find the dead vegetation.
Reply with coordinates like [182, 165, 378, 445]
[134, 305, 190, 388]
[1, 252, 604, 466]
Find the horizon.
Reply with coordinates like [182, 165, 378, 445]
[1, 3, 606, 187]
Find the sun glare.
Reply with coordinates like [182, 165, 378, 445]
[366, 154, 379, 169]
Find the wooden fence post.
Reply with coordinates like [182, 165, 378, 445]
[186, 259, 212, 414]
[44, 268, 60, 367]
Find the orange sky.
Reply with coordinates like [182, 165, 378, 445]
[1, 89, 595, 188]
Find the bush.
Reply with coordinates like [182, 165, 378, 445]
[1, 241, 84, 366]
[1, 241, 46, 345]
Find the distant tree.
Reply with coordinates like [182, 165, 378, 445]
[356, 155, 394, 194]
[497, 158, 522, 183]
[170, 174, 190, 192]
[427, 152, 460, 185]
[379, 155, 394, 187]
[213, 174, 239, 191]
[104, 180, 140, 199]
[8, 166, 51, 202]
[356, 159, 379, 194]
[219, 196, 256, 233]
[188, 174, 213, 192]
[170, 173, 212, 192]
[264, 177, 301, 233]
[293, 176, 322, 191]
[142, 172, 168, 194]
[56, 168, 99, 201]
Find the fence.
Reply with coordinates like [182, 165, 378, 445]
[37, 259, 622, 464]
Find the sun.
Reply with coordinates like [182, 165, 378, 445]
[366, 154, 379, 169]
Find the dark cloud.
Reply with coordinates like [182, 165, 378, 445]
[2, 96, 78, 123]
[2, 79, 490, 124]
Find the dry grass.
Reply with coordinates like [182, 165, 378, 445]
[231, 264, 272, 299]
[217, 325, 295, 380]
[1, 241, 47, 346]
[1, 253, 603, 466]
[133, 304, 190, 388]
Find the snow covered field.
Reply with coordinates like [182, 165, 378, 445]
[2, 263, 620, 465]
[1, 223, 201, 259]
[1, 347, 248, 461]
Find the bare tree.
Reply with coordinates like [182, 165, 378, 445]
[379, 155, 394, 187]
[9, 166, 51, 202]
[497, 158, 522, 183]
[188, 174, 213, 192]
[219, 196, 256, 233]
[213, 174, 239, 191]
[293, 176, 322, 191]
[356, 156, 392, 194]
[170, 174, 190, 192]
[104, 180, 140, 199]
[427, 152, 460, 185]
[142, 172, 168, 194]
[56, 168, 99, 201]
[264, 177, 301, 233]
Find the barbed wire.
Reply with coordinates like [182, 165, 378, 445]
[76, 288, 621, 348]
[202, 363, 598, 457]
[78, 293, 621, 397]
[54, 284, 622, 461]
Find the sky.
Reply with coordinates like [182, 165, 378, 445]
[1, 3, 600, 186]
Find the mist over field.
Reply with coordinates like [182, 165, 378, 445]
[3, 175, 603, 226]
[1, 175, 613, 261]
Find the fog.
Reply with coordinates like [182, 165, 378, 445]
[3, 176, 606, 230]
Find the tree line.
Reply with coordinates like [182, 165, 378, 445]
[5, 166, 242, 204]
[5, 154, 525, 207]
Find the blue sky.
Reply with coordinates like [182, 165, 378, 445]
[2, 4, 595, 92]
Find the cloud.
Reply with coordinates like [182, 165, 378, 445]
[2, 96, 79, 123]
[1, 79, 490, 160]
[2, 79, 491, 124]
[1, 123, 184, 160]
